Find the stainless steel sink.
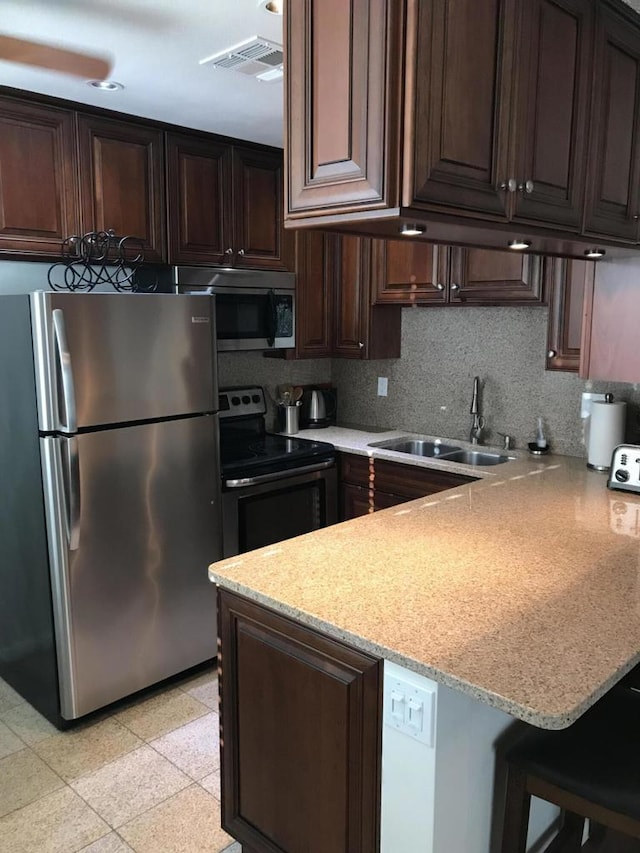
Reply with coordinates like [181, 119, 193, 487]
[368, 438, 462, 457]
[438, 450, 512, 466]
[367, 438, 514, 466]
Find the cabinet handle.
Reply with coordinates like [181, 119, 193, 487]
[224, 248, 233, 255]
[518, 180, 534, 194]
[450, 283, 460, 291]
[358, 342, 364, 349]
[499, 179, 517, 192]
[238, 248, 245, 255]
[435, 283, 445, 291]
[547, 349, 557, 358]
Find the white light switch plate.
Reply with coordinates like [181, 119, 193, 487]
[378, 377, 388, 397]
[384, 676, 435, 746]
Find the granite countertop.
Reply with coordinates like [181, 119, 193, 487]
[209, 428, 640, 730]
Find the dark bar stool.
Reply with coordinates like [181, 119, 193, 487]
[500, 686, 640, 851]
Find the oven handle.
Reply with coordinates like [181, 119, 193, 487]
[224, 459, 335, 488]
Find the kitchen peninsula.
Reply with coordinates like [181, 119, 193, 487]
[209, 430, 640, 853]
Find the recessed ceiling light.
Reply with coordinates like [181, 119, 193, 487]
[584, 248, 606, 259]
[508, 239, 531, 250]
[259, 0, 283, 13]
[399, 223, 426, 237]
[87, 80, 124, 91]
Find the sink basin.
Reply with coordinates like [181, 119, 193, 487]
[368, 438, 462, 457]
[439, 450, 512, 466]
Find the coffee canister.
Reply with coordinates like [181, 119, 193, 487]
[279, 401, 301, 435]
[587, 394, 626, 471]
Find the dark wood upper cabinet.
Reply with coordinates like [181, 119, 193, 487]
[0, 98, 79, 257]
[330, 234, 401, 359]
[77, 114, 166, 262]
[166, 133, 232, 265]
[232, 146, 294, 271]
[546, 258, 591, 371]
[218, 588, 382, 853]
[167, 137, 293, 270]
[409, 0, 514, 218]
[449, 248, 548, 304]
[372, 239, 547, 306]
[584, 1, 640, 242]
[286, 0, 397, 215]
[284, 0, 640, 256]
[294, 230, 333, 358]
[372, 239, 449, 305]
[510, 0, 593, 230]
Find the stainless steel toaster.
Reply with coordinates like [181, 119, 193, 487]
[607, 445, 640, 494]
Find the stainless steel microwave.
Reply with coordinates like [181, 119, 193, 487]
[173, 267, 295, 351]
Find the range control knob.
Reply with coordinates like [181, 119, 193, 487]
[251, 394, 260, 403]
[615, 469, 630, 483]
[231, 396, 241, 406]
[241, 395, 251, 404]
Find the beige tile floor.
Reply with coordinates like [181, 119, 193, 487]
[0, 669, 242, 853]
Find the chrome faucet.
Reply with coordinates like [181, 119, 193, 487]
[469, 376, 485, 445]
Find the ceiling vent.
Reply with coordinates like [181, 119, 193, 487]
[199, 37, 284, 82]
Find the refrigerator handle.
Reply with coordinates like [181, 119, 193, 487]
[63, 436, 82, 551]
[52, 309, 78, 433]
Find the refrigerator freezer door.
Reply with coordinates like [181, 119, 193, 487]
[32, 292, 217, 432]
[40, 415, 222, 719]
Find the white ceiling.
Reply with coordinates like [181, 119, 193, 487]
[0, 0, 286, 147]
[3, 0, 640, 151]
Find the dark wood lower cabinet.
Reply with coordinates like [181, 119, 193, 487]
[218, 588, 382, 853]
[339, 453, 476, 521]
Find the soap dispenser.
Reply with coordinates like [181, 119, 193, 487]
[528, 417, 550, 455]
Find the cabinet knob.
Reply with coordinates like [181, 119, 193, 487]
[224, 248, 233, 255]
[547, 349, 557, 358]
[238, 248, 245, 255]
[435, 283, 445, 291]
[499, 179, 517, 192]
[633, 214, 639, 221]
[358, 342, 364, 349]
[450, 283, 460, 291]
[518, 180, 534, 194]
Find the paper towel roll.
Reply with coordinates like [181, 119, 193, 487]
[587, 400, 626, 470]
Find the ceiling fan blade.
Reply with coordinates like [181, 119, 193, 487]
[0, 35, 111, 80]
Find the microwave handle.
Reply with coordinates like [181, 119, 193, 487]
[266, 290, 277, 347]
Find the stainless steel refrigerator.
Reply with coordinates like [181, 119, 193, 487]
[0, 292, 222, 725]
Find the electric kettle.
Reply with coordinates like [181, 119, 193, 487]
[300, 388, 337, 428]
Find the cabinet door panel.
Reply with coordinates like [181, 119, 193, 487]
[232, 147, 293, 270]
[546, 258, 590, 371]
[341, 483, 406, 521]
[166, 133, 231, 265]
[372, 239, 448, 305]
[77, 115, 165, 262]
[449, 248, 547, 304]
[286, 0, 397, 214]
[218, 589, 381, 853]
[332, 234, 368, 358]
[410, 0, 514, 217]
[294, 231, 333, 358]
[0, 98, 78, 256]
[512, 0, 592, 229]
[584, 3, 640, 241]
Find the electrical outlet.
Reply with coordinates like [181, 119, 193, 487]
[377, 377, 388, 397]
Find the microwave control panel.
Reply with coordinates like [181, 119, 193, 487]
[607, 444, 640, 494]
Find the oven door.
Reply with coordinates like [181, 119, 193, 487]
[222, 463, 337, 558]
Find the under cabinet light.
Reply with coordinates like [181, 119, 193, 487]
[508, 239, 531, 250]
[400, 223, 426, 237]
[87, 80, 124, 91]
[584, 248, 606, 259]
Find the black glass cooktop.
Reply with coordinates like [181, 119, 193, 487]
[220, 432, 335, 480]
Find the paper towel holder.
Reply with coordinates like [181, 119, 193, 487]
[587, 393, 627, 472]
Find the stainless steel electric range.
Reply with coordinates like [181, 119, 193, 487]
[219, 386, 337, 558]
